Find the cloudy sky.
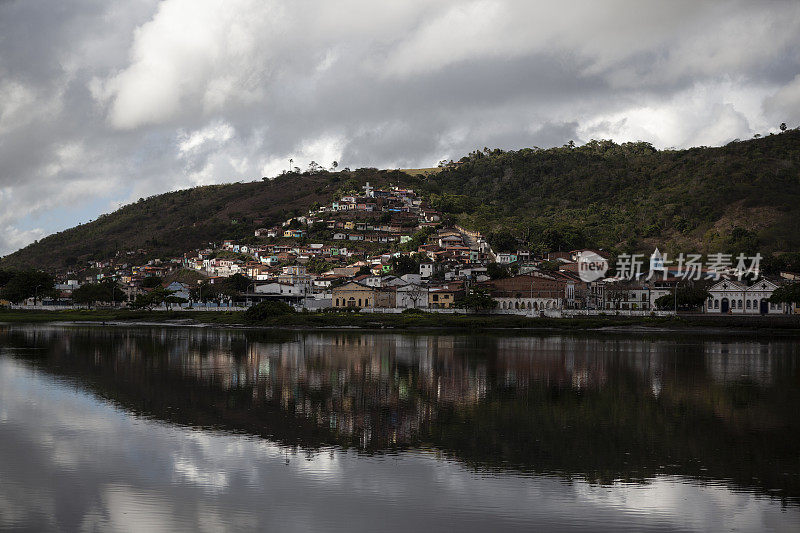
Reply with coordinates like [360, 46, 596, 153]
[1, 0, 799, 256]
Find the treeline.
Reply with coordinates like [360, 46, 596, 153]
[420, 129, 800, 256]
[0, 269, 56, 303]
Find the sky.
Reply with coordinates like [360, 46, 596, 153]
[1, 0, 800, 256]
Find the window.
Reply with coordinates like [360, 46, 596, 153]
[746, 300, 751, 309]
[714, 300, 719, 309]
[358, 299, 362, 306]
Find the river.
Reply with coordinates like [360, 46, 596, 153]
[0, 324, 798, 531]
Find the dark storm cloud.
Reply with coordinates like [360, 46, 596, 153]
[1, 0, 799, 254]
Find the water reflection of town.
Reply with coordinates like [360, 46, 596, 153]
[3, 326, 798, 502]
[6, 326, 796, 446]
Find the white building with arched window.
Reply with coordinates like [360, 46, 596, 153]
[705, 279, 790, 314]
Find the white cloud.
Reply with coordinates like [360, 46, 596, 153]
[97, 0, 283, 130]
[178, 121, 235, 154]
[765, 73, 800, 125]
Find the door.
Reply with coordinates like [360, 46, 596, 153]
[760, 299, 768, 314]
[721, 298, 729, 313]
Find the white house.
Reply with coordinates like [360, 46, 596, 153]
[705, 279, 789, 314]
[255, 283, 304, 296]
[420, 263, 442, 278]
[396, 284, 429, 309]
[603, 281, 670, 311]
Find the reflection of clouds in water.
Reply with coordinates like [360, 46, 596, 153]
[291, 449, 344, 484]
[2, 328, 800, 531]
[573, 477, 787, 532]
[172, 458, 229, 492]
[0, 486, 56, 530]
[101, 485, 185, 533]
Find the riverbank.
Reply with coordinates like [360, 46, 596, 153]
[2, 308, 800, 332]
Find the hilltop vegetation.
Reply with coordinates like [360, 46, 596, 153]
[424, 130, 800, 255]
[2, 130, 800, 271]
[0, 169, 419, 270]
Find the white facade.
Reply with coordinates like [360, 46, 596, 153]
[396, 284, 429, 309]
[420, 263, 439, 278]
[603, 282, 670, 310]
[255, 283, 303, 296]
[705, 279, 789, 314]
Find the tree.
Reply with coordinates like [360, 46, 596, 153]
[306, 257, 331, 274]
[780, 123, 787, 132]
[390, 255, 419, 276]
[488, 230, 517, 253]
[331, 161, 338, 171]
[654, 285, 710, 311]
[244, 300, 295, 321]
[769, 283, 800, 306]
[458, 288, 497, 312]
[130, 287, 174, 309]
[486, 263, 510, 280]
[72, 280, 127, 307]
[222, 273, 250, 294]
[141, 276, 163, 289]
[164, 294, 188, 309]
[190, 281, 217, 303]
[0, 270, 55, 303]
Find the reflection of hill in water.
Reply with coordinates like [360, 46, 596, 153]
[2, 325, 799, 504]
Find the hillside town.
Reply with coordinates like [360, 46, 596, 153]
[7, 181, 798, 317]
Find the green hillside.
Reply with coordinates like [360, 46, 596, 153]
[424, 130, 800, 255]
[3, 130, 800, 271]
[0, 169, 419, 270]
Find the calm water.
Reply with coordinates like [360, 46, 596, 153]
[1, 325, 799, 532]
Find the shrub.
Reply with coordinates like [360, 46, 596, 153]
[244, 300, 296, 321]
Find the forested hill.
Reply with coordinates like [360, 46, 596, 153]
[0, 169, 420, 270]
[423, 129, 800, 256]
[3, 130, 800, 271]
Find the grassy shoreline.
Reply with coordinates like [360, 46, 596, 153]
[1, 308, 800, 332]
